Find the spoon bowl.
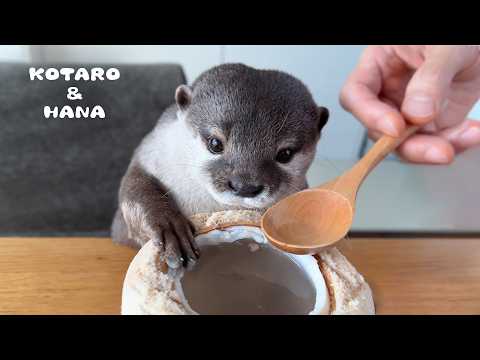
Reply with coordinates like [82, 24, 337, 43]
[262, 125, 419, 254]
[262, 189, 354, 254]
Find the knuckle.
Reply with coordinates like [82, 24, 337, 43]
[339, 85, 353, 110]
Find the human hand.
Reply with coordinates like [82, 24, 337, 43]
[340, 45, 480, 164]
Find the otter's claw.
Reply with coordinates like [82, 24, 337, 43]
[152, 215, 200, 270]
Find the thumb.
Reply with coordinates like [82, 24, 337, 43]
[401, 46, 466, 126]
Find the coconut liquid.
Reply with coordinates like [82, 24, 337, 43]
[180, 239, 316, 315]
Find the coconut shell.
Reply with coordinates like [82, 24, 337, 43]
[121, 210, 375, 315]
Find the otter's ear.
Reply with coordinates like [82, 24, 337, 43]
[317, 106, 329, 133]
[175, 85, 192, 111]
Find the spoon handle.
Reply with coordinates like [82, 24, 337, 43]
[326, 125, 419, 201]
[354, 125, 419, 174]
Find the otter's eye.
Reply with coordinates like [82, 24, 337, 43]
[207, 137, 224, 154]
[276, 148, 295, 164]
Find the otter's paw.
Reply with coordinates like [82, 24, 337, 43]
[152, 213, 200, 270]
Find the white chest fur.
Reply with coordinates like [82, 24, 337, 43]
[136, 114, 232, 217]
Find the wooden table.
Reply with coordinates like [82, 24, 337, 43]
[0, 237, 479, 314]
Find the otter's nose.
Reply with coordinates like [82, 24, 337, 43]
[227, 178, 264, 198]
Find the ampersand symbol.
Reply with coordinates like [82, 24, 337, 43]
[67, 87, 82, 100]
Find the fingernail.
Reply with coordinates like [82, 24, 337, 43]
[403, 96, 436, 119]
[460, 126, 480, 143]
[378, 119, 400, 137]
[425, 147, 451, 163]
[167, 256, 180, 269]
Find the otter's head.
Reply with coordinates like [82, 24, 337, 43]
[175, 63, 328, 210]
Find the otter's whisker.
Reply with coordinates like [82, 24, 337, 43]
[276, 109, 292, 135]
[316, 155, 342, 177]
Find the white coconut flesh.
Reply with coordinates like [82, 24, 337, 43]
[175, 225, 330, 315]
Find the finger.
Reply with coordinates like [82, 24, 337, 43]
[396, 134, 455, 164]
[185, 221, 200, 257]
[164, 230, 183, 269]
[401, 46, 473, 125]
[434, 99, 479, 130]
[171, 220, 198, 264]
[368, 122, 462, 164]
[439, 119, 480, 152]
[341, 76, 405, 137]
[152, 231, 165, 251]
[369, 121, 441, 139]
[367, 129, 383, 141]
[340, 49, 405, 137]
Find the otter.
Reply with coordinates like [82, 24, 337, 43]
[111, 63, 329, 270]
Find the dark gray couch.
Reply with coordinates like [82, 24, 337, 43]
[0, 63, 186, 236]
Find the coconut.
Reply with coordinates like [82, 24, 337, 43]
[121, 210, 375, 315]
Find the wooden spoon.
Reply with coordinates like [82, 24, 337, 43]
[261, 125, 419, 254]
